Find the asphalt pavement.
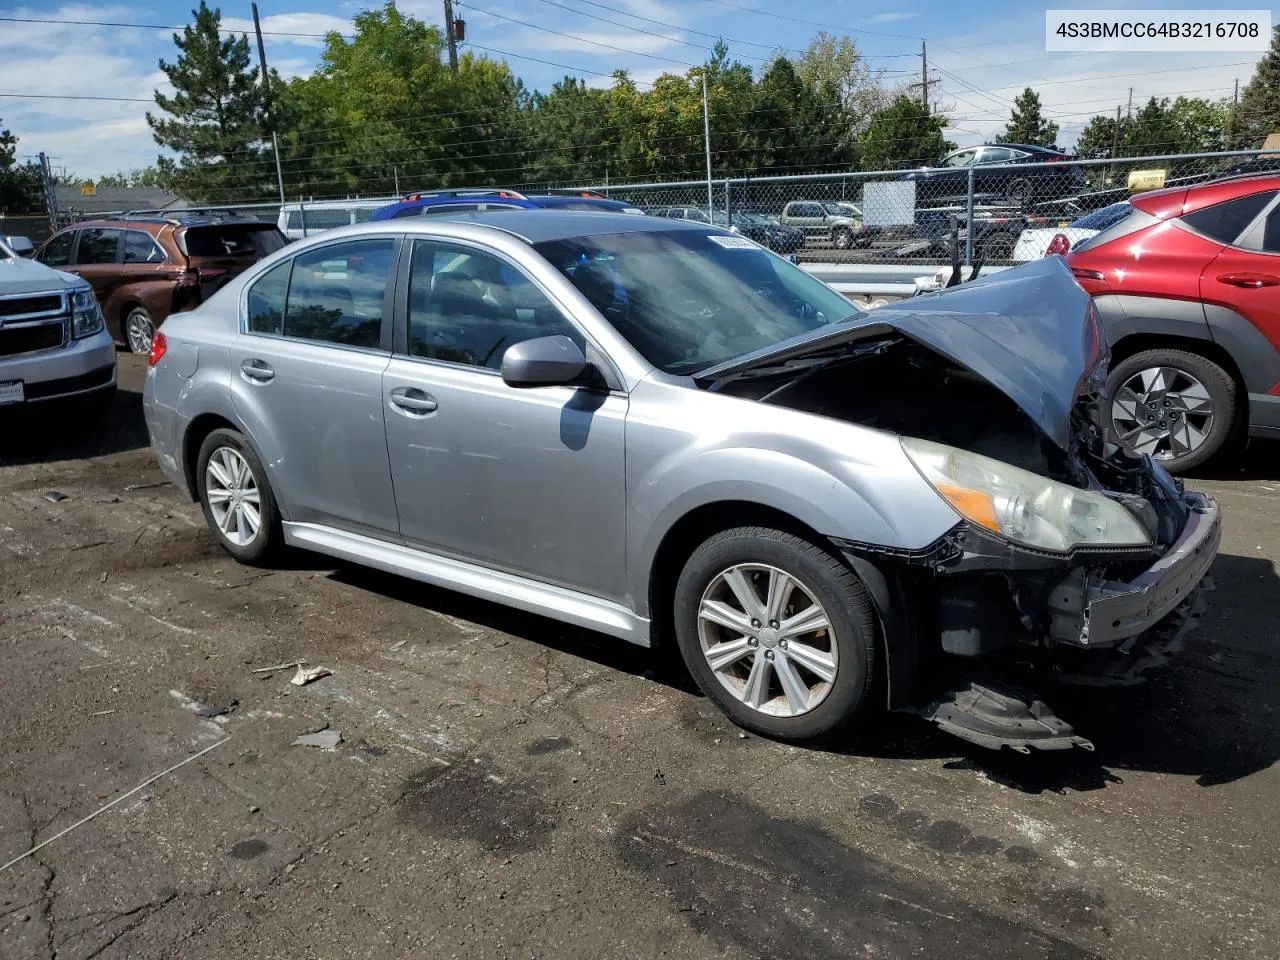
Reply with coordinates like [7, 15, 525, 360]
[1, 353, 1277, 960]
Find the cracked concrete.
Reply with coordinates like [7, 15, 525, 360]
[1, 354, 1279, 959]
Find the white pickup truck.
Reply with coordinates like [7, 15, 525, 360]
[1, 235, 116, 415]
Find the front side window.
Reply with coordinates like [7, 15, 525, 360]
[246, 259, 291, 334]
[407, 240, 583, 369]
[123, 230, 166, 264]
[76, 228, 120, 264]
[980, 147, 1014, 163]
[38, 231, 75, 266]
[536, 229, 858, 374]
[284, 238, 395, 348]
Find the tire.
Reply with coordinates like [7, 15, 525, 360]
[832, 228, 853, 250]
[1105, 348, 1238, 473]
[195, 428, 282, 564]
[978, 233, 1016, 262]
[673, 526, 878, 742]
[1004, 178, 1031, 205]
[123, 306, 156, 354]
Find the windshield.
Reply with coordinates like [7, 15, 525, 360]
[535, 229, 860, 374]
[1071, 201, 1131, 231]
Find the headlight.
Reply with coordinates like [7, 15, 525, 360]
[70, 286, 104, 339]
[901, 437, 1151, 551]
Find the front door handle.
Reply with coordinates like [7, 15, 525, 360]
[389, 387, 438, 415]
[1217, 272, 1280, 288]
[240, 358, 274, 383]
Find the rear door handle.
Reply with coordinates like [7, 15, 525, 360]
[389, 387, 438, 415]
[1217, 272, 1280, 288]
[240, 358, 274, 383]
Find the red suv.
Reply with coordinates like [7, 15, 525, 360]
[1067, 175, 1280, 471]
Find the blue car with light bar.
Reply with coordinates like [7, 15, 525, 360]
[370, 188, 645, 221]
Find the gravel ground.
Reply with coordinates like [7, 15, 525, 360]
[1, 353, 1278, 960]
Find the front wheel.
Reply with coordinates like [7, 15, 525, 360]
[832, 228, 853, 250]
[196, 428, 282, 563]
[673, 526, 878, 742]
[1105, 348, 1238, 473]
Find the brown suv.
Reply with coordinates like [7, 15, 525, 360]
[34, 214, 287, 353]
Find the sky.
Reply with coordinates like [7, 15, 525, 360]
[0, 0, 1267, 183]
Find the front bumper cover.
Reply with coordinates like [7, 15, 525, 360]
[1046, 493, 1221, 648]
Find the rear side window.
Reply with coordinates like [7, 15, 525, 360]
[123, 231, 166, 264]
[38, 231, 75, 266]
[77, 228, 120, 264]
[1181, 191, 1276, 245]
[183, 224, 287, 258]
[1264, 207, 1280, 253]
[283, 238, 395, 348]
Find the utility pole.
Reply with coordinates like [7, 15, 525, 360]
[1126, 87, 1133, 120]
[921, 39, 928, 112]
[702, 73, 713, 219]
[1230, 77, 1240, 146]
[1111, 105, 1121, 158]
[443, 0, 459, 73]
[252, 3, 286, 205]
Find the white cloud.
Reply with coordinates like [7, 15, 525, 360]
[867, 13, 917, 23]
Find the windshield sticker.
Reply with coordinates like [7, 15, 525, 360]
[707, 234, 758, 249]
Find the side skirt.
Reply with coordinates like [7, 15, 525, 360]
[282, 522, 651, 647]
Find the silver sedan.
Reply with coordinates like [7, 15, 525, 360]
[142, 212, 1219, 750]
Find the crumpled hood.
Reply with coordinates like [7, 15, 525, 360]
[697, 257, 1105, 451]
[0, 256, 85, 295]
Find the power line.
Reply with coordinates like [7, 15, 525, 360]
[0, 14, 351, 39]
[695, 0, 920, 41]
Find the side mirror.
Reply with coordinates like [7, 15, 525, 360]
[3, 235, 34, 257]
[501, 335, 588, 388]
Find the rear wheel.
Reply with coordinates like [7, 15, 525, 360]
[1004, 178, 1031, 205]
[1105, 348, 1237, 473]
[124, 306, 155, 354]
[196, 428, 282, 563]
[832, 228, 853, 250]
[673, 526, 877, 742]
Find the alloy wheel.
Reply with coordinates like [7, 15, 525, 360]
[204, 446, 262, 547]
[1111, 366, 1214, 461]
[126, 310, 155, 354]
[696, 563, 838, 718]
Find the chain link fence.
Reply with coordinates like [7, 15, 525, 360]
[45, 149, 1276, 269]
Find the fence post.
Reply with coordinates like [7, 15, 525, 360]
[964, 166, 976, 266]
[299, 201, 307, 238]
[724, 180, 732, 224]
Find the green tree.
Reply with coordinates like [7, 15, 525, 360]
[147, 1, 271, 201]
[0, 118, 43, 212]
[1001, 88, 1059, 147]
[796, 32, 888, 137]
[95, 167, 168, 190]
[858, 96, 953, 170]
[1233, 24, 1280, 147]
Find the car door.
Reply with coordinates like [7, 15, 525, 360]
[115, 230, 171, 325]
[788, 203, 826, 241]
[66, 227, 123, 308]
[382, 237, 628, 601]
[227, 235, 403, 538]
[974, 146, 1015, 194]
[1201, 191, 1280, 355]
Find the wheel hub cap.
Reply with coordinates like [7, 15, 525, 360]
[1110, 365, 1213, 461]
[205, 447, 262, 547]
[696, 563, 838, 718]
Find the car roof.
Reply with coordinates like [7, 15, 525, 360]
[66, 215, 272, 231]
[524, 195, 637, 211]
[407, 209, 718, 243]
[1134, 173, 1280, 218]
[372, 192, 539, 219]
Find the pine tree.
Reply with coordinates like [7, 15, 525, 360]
[1001, 88, 1059, 147]
[1233, 24, 1280, 148]
[0, 117, 43, 212]
[146, 2, 270, 202]
[858, 96, 953, 170]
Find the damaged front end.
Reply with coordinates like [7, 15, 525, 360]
[700, 258, 1222, 752]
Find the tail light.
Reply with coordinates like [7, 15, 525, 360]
[148, 330, 167, 367]
[1044, 233, 1071, 257]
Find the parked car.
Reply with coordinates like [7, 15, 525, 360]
[33, 214, 286, 354]
[901, 143, 1086, 206]
[1067, 174, 1280, 471]
[1012, 201, 1134, 262]
[372, 189, 644, 221]
[708, 211, 804, 253]
[778, 200, 864, 249]
[143, 212, 1218, 752]
[647, 205, 712, 223]
[278, 199, 390, 240]
[1, 235, 116, 415]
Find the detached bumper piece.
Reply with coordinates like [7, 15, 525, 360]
[915, 681, 1094, 753]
